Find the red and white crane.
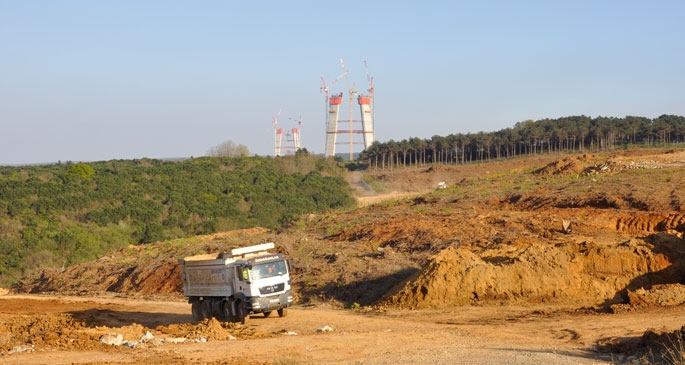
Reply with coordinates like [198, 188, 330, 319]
[364, 59, 374, 102]
[320, 70, 348, 104]
[272, 108, 283, 156]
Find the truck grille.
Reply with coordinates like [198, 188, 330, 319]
[259, 283, 285, 295]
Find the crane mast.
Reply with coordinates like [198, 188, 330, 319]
[359, 60, 375, 149]
[340, 57, 357, 161]
[272, 108, 283, 157]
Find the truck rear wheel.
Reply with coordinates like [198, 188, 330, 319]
[221, 301, 232, 321]
[277, 307, 288, 317]
[237, 302, 250, 325]
[191, 301, 202, 322]
[263, 311, 272, 318]
[201, 300, 212, 320]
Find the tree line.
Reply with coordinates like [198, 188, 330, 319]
[0, 152, 354, 286]
[360, 115, 685, 169]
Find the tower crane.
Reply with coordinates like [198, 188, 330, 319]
[340, 57, 358, 160]
[272, 108, 283, 156]
[363, 60, 375, 129]
[320, 69, 348, 135]
[364, 60, 374, 100]
[272, 108, 282, 132]
[320, 70, 348, 103]
[288, 115, 303, 129]
[339, 57, 357, 96]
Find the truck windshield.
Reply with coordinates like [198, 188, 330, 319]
[251, 260, 287, 280]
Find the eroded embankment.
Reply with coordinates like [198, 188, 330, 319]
[387, 237, 685, 310]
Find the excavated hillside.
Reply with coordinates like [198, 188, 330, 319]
[13, 148, 685, 312]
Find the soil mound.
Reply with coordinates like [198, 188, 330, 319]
[536, 155, 594, 176]
[536, 150, 685, 177]
[155, 317, 269, 341]
[0, 314, 99, 351]
[0, 304, 273, 353]
[387, 239, 678, 309]
[626, 284, 685, 308]
[597, 325, 685, 363]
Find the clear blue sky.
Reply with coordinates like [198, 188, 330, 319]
[2, 1, 684, 165]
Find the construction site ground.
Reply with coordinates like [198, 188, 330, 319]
[2, 294, 684, 364]
[3, 147, 685, 364]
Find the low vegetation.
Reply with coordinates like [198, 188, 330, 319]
[0, 152, 354, 286]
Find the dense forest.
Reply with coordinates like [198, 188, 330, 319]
[360, 115, 685, 168]
[0, 152, 354, 286]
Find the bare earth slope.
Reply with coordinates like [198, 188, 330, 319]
[4, 147, 685, 363]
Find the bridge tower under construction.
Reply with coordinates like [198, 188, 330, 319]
[324, 93, 343, 157]
[273, 110, 302, 157]
[358, 94, 374, 150]
[321, 59, 375, 159]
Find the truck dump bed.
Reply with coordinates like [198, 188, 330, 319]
[179, 254, 239, 297]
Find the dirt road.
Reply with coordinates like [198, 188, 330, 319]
[2, 294, 682, 364]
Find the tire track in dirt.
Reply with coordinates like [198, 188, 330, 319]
[616, 213, 685, 234]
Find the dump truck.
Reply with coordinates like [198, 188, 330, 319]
[179, 242, 293, 324]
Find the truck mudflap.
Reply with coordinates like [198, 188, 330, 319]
[247, 290, 293, 313]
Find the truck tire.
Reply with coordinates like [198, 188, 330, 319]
[237, 302, 250, 325]
[221, 301, 232, 321]
[277, 307, 288, 318]
[191, 301, 202, 322]
[263, 311, 272, 318]
[201, 300, 212, 320]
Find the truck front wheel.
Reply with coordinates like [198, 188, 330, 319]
[277, 307, 288, 317]
[263, 311, 272, 318]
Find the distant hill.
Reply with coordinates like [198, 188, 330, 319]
[0, 153, 354, 286]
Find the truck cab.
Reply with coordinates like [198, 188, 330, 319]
[233, 253, 292, 317]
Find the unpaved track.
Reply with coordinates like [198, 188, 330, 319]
[3, 295, 683, 364]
